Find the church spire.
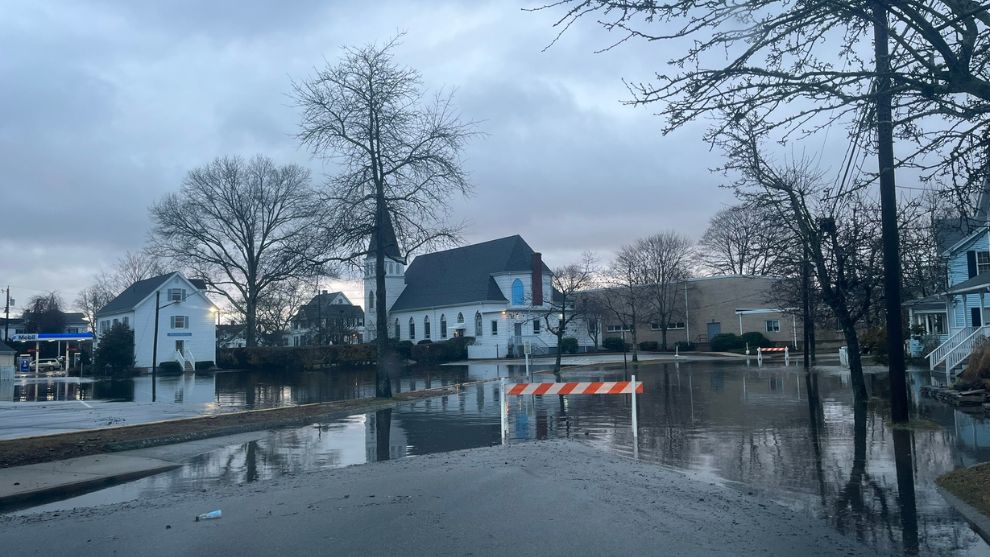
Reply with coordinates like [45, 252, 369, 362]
[367, 210, 403, 262]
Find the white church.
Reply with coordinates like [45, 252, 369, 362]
[363, 218, 595, 359]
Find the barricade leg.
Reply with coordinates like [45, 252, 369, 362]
[499, 378, 507, 446]
[631, 374, 639, 441]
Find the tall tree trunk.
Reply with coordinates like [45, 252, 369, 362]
[245, 297, 257, 347]
[554, 326, 563, 381]
[841, 322, 868, 400]
[661, 327, 668, 351]
[374, 196, 393, 398]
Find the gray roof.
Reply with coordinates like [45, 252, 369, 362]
[294, 292, 364, 322]
[390, 235, 549, 311]
[96, 272, 178, 316]
[947, 271, 990, 295]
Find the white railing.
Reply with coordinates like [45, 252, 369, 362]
[184, 348, 195, 370]
[174, 350, 193, 372]
[928, 327, 975, 370]
[944, 326, 990, 373]
[509, 335, 551, 356]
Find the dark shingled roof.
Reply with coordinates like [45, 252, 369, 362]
[367, 212, 403, 261]
[96, 273, 178, 316]
[294, 292, 364, 322]
[390, 235, 549, 311]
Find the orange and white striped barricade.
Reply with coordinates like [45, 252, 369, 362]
[756, 346, 790, 366]
[499, 376, 644, 445]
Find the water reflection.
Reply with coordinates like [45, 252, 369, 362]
[13, 362, 990, 556]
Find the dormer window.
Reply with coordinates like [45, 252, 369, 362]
[167, 288, 186, 302]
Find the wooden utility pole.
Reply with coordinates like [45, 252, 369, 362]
[873, 0, 909, 421]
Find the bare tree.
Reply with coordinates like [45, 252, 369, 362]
[541, 252, 597, 379]
[149, 155, 330, 347]
[601, 245, 651, 362]
[698, 205, 793, 276]
[77, 250, 167, 332]
[636, 231, 693, 350]
[539, 0, 990, 201]
[24, 292, 65, 334]
[722, 126, 886, 399]
[294, 37, 478, 398]
[255, 277, 310, 347]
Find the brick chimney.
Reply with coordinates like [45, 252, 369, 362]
[531, 253, 543, 306]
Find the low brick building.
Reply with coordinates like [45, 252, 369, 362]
[597, 275, 802, 350]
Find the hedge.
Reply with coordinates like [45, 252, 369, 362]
[219, 343, 376, 371]
[157, 361, 183, 375]
[741, 332, 773, 349]
[560, 337, 579, 354]
[603, 337, 628, 352]
[195, 360, 215, 371]
[410, 337, 472, 364]
[638, 341, 659, 352]
[674, 341, 695, 351]
[710, 333, 745, 352]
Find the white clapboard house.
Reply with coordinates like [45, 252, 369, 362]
[95, 272, 217, 371]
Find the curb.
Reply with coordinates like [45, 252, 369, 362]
[938, 486, 990, 544]
[0, 462, 181, 511]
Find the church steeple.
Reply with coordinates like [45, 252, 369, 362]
[366, 210, 403, 262]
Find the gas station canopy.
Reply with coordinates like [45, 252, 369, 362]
[11, 333, 94, 342]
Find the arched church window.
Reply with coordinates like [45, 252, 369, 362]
[440, 314, 447, 339]
[424, 315, 431, 340]
[394, 318, 400, 339]
[474, 312, 482, 337]
[409, 317, 416, 340]
[457, 312, 464, 324]
[368, 291, 375, 310]
[511, 278, 524, 305]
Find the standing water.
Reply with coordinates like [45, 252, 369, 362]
[9, 360, 990, 556]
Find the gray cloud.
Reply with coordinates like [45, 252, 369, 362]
[1, 0, 779, 311]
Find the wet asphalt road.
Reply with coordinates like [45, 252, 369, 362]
[0, 440, 876, 556]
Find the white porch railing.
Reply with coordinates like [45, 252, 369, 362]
[928, 327, 975, 370]
[174, 349, 195, 372]
[944, 326, 990, 373]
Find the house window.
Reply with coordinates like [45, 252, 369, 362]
[368, 291, 375, 310]
[167, 288, 185, 302]
[394, 319, 400, 339]
[112, 318, 119, 326]
[511, 279, 524, 305]
[475, 312, 482, 336]
[766, 319, 781, 332]
[533, 319, 541, 334]
[100, 321, 109, 334]
[606, 325, 632, 333]
[979, 252, 990, 275]
[171, 316, 189, 329]
[409, 317, 416, 340]
[424, 315, 431, 340]
[440, 314, 447, 339]
[457, 312, 464, 324]
[491, 320, 498, 336]
[122, 317, 129, 328]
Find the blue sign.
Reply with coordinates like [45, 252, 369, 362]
[166, 332, 193, 337]
[11, 333, 94, 342]
[19, 359, 29, 372]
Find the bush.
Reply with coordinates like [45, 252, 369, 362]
[674, 341, 695, 352]
[94, 323, 135, 377]
[195, 360, 215, 371]
[417, 339, 433, 345]
[638, 341, 659, 352]
[710, 333, 745, 352]
[740, 332, 773, 349]
[396, 340, 414, 360]
[603, 337, 627, 352]
[560, 337, 579, 354]
[410, 338, 469, 363]
[157, 361, 183, 375]
[960, 337, 990, 388]
[219, 343, 377, 371]
[860, 327, 888, 363]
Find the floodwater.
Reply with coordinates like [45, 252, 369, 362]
[10, 360, 990, 556]
[0, 362, 544, 407]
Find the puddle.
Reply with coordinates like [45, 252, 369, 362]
[10, 361, 990, 556]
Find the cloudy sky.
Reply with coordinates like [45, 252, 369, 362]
[1, 0, 845, 312]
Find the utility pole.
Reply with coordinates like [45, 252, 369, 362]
[873, 0, 909, 422]
[152, 291, 161, 403]
[3, 286, 10, 343]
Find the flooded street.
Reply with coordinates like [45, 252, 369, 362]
[10, 360, 990, 555]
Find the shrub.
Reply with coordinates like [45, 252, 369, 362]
[603, 337, 627, 352]
[195, 360, 215, 371]
[740, 332, 773, 349]
[674, 341, 695, 351]
[860, 327, 888, 363]
[396, 340, 414, 360]
[560, 337, 579, 354]
[417, 339, 433, 345]
[710, 333, 745, 352]
[157, 361, 183, 375]
[94, 323, 135, 377]
[219, 343, 377, 371]
[410, 339, 469, 363]
[960, 337, 990, 388]
[638, 341, 659, 352]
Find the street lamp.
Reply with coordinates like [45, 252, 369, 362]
[151, 291, 181, 403]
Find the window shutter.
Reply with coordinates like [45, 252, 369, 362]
[968, 251, 978, 278]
